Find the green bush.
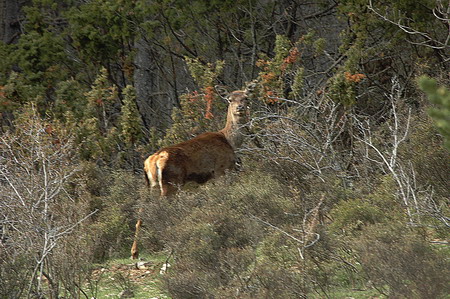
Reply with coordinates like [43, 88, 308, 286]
[329, 175, 407, 231]
[136, 169, 347, 298]
[77, 165, 143, 261]
[400, 115, 450, 197]
[330, 198, 384, 232]
[251, 262, 307, 298]
[418, 76, 450, 150]
[356, 223, 450, 298]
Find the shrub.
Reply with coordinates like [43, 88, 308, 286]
[356, 223, 450, 298]
[138, 170, 337, 298]
[329, 175, 406, 233]
[400, 115, 450, 197]
[253, 262, 307, 298]
[0, 105, 95, 298]
[418, 76, 450, 150]
[86, 169, 142, 260]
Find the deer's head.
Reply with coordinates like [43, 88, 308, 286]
[227, 90, 250, 124]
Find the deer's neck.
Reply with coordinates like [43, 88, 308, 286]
[220, 110, 246, 150]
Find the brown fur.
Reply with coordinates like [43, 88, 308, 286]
[144, 90, 249, 197]
[144, 132, 235, 196]
[131, 89, 249, 259]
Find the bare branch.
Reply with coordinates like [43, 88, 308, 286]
[368, 0, 450, 51]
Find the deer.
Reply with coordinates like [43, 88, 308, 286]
[131, 87, 252, 259]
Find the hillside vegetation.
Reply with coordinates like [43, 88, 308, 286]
[1, 0, 449, 298]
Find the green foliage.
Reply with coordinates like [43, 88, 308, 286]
[0, 72, 45, 112]
[80, 166, 142, 261]
[11, 31, 67, 80]
[330, 198, 385, 232]
[356, 223, 450, 298]
[335, 0, 447, 111]
[76, 67, 120, 162]
[3, 1, 74, 112]
[53, 78, 87, 121]
[328, 72, 357, 107]
[400, 114, 450, 190]
[273, 35, 291, 66]
[0, 254, 31, 298]
[290, 67, 304, 97]
[224, 171, 298, 225]
[252, 262, 307, 298]
[93, 202, 131, 259]
[161, 56, 227, 146]
[258, 232, 299, 267]
[159, 90, 227, 147]
[0, 42, 13, 82]
[338, 0, 438, 44]
[183, 57, 225, 120]
[151, 0, 255, 59]
[120, 85, 143, 146]
[66, 0, 142, 64]
[256, 35, 302, 102]
[312, 37, 326, 55]
[85, 68, 119, 123]
[160, 101, 209, 147]
[22, 0, 62, 31]
[418, 76, 450, 150]
[140, 171, 335, 297]
[1, 1, 449, 298]
[185, 57, 224, 89]
[330, 176, 406, 234]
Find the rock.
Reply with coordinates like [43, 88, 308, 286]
[159, 262, 171, 275]
[135, 261, 153, 270]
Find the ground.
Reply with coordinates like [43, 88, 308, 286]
[87, 253, 171, 299]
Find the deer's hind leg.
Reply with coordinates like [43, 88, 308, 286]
[131, 154, 159, 259]
[158, 154, 186, 197]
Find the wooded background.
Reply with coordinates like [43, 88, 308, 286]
[1, 0, 449, 298]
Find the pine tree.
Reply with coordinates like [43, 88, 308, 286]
[120, 85, 143, 146]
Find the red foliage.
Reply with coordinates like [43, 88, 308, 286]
[204, 86, 215, 119]
[45, 124, 54, 135]
[256, 59, 269, 69]
[281, 47, 300, 71]
[284, 47, 300, 65]
[0, 86, 12, 107]
[344, 72, 366, 83]
[261, 72, 276, 82]
[188, 91, 200, 103]
[265, 90, 281, 104]
[44, 124, 61, 146]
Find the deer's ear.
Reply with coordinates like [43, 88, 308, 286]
[215, 85, 229, 100]
[244, 80, 258, 96]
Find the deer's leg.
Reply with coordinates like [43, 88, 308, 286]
[131, 185, 162, 259]
[132, 170, 166, 259]
[131, 171, 159, 259]
[158, 160, 184, 197]
[131, 212, 142, 259]
[160, 182, 178, 197]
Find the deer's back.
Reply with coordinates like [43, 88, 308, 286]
[155, 132, 236, 184]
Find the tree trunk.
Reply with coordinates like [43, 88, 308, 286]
[134, 38, 172, 132]
[0, 0, 27, 44]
